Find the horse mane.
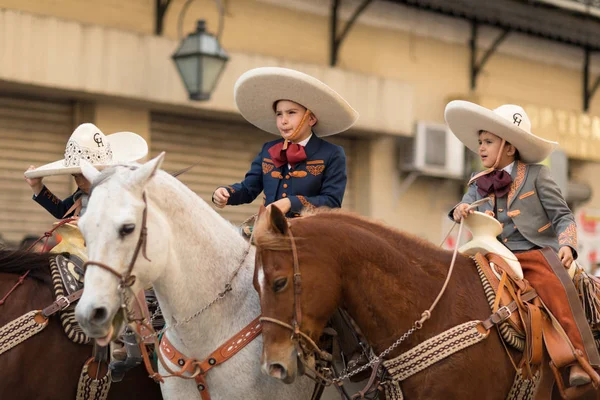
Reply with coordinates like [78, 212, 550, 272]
[0, 249, 52, 285]
[255, 207, 446, 258]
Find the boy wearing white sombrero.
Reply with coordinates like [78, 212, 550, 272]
[212, 67, 358, 217]
[446, 100, 600, 388]
[24, 123, 148, 218]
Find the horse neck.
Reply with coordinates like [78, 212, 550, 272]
[146, 174, 259, 353]
[307, 215, 470, 354]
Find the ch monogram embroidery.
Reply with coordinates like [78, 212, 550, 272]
[262, 162, 274, 174]
[307, 165, 325, 176]
[297, 196, 314, 209]
[513, 113, 522, 126]
[227, 185, 236, 194]
[93, 132, 104, 147]
[558, 223, 577, 248]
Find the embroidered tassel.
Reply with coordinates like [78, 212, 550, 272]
[573, 270, 600, 329]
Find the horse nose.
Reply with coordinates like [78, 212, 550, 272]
[89, 306, 110, 326]
[267, 362, 288, 381]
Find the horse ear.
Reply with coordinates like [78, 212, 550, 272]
[268, 204, 289, 236]
[130, 152, 165, 188]
[80, 159, 101, 183]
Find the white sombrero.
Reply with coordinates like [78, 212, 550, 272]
[234, 67, 359, 136]
[445, 101, 558, 164]
[25, 123, 148, 178]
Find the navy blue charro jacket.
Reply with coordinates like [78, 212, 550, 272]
[33, 186, 82, 219]
[222, 135, 347, 217]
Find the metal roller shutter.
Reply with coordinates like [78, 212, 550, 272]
[0, 95, 74, 244]
[151, 113, 356, 225]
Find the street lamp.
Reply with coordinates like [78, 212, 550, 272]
[172, 0, 229, 101]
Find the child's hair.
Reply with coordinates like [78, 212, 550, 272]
[477, 130, 519, 160]
[272, 99, 306, 112]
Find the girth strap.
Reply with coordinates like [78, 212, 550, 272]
[0, 310, 48, 355]
[42, 288, 84, 317]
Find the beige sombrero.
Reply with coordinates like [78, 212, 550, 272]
[234, 67, 359, 136]
[445, 101, 558, 164]
[25, 123, 148, 178]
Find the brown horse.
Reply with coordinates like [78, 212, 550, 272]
[252, 206, 560, 399]
[0, 249, 162, 400]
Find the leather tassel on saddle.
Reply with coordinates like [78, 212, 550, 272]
[573, 269, 600, 330]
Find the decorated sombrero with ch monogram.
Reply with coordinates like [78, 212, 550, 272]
[234, 67, 359, 137]
[445, 101, 558, 164]
[25, 123, 148, 178]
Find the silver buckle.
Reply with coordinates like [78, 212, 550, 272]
[56, 295, 71, 310]
[496, 306, 512, 322]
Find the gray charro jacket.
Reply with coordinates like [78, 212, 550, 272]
[449, 161, 578, 258]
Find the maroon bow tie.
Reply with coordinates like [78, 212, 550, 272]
[268, 142, 307, 168]
[476, 169, 513, 198]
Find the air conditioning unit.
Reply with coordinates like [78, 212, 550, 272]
[400, 121, 465, 179]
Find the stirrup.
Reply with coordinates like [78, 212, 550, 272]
[569, 364, 592, 387]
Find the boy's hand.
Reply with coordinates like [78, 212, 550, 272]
[24, 165, 43, 195]
[452, 203, 473, 222]
[212, 187, 230, 208]
[559, 246, 574, 268]
[269, 198, 291, 214]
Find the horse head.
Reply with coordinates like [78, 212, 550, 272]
[75, 153, 170, 345]
[253, 206, 342, 383]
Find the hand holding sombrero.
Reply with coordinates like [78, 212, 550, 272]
[25, 123, 148, 179]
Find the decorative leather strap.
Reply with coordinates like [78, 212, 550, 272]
[159, 316, 263, 399]
[481, 290, 538, 331]
[42, 289, 84, 317]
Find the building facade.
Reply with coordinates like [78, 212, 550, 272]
[2, 0, 600, 269]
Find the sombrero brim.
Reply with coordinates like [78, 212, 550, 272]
[234, 67, 359, 136]
[445, 101, 558, 164]
[25, 131, 148, 178]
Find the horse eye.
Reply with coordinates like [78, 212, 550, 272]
[119, 224, 136, 237]
[272, 277, 288, 293]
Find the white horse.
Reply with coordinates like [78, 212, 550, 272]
[74, 153, 314, 399]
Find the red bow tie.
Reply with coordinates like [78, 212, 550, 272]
[476, 170, 513, 198]
[268, 142, 307, 168]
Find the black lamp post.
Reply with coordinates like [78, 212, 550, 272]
[172, 19, 229, 101]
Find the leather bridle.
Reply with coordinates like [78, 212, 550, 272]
[82, 192, 151, 292]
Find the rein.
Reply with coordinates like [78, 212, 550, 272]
[0, 217, 78, 306]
